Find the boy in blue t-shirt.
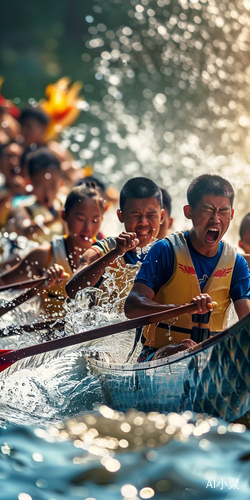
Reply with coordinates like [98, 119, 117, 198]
[125, 174, 250, 361]
[66, 177, 164, 299]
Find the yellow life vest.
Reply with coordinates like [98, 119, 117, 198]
[143, 232, 237, 349]
[42, 236, 72, 318]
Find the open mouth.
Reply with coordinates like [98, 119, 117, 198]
[80, 235, 93, 242]
[205, 227, 219, 243]
[137, 230, 150, 237]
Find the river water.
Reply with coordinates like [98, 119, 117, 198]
[0, 290, 249, 499]
[1, 0, 250, 498]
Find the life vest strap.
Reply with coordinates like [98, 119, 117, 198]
[192, 311, 211, 324]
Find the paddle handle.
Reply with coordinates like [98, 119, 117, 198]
[0, 272, 70, 293]
[0, 277, 46, 293]
[208, 301, 217, 310]
[0, 276, 50, 318]
[0, 271, 71, 318]
[0, 300, 218, 369]
[137, 300, 218, 324]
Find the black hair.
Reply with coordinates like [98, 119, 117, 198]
[161, 188, 172, 215]
[64, 183, 105, 216]
[239, 213, 250, 240]
[76, 176, 106, 193]
[27, 148, 61, 178]
[187, 174, 235, 209]
[19, 106, 50, 126]
[120, 177, 163, 212]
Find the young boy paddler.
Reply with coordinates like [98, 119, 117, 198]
[66, 177, 164, 309]
[125, 174, 250, 362]
[7, 148, 65, 243]
[0, 184, 105, 318]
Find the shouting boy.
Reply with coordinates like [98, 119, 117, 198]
[66, 177, 164, 307]
[125, 174, 250, 361]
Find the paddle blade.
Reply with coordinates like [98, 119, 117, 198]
[0, 349, 14, 372]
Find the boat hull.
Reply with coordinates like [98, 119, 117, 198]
[90, 313, 250, 422]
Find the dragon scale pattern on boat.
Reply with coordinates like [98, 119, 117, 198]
[90, 314, 250, 422]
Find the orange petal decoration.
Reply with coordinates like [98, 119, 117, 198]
[40, 77, 84, 140]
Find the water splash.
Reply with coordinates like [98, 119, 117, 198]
[56, 0, 250, 242]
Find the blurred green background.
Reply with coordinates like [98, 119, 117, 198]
[1, 0, 96, 101]
[1, 0, 250, 235]
[0, 0, 138, 104]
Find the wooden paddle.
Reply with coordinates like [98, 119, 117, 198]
[0, 277, 47, 293]
[0, 272, 70, 318]
[0, 278, 48, 318]
[0, 301, 217, 372]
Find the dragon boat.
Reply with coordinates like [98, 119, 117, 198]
[89, 312, 250, 422]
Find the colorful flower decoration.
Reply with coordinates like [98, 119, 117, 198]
[40, 77, 84, 140]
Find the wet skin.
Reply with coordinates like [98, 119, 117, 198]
[117, 197, 164, 249]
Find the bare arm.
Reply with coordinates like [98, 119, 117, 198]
[125, 282, 213, 319]
[234, 298, 250, 320]
[66, 232, 139, 299]
[66, 247, 119, 298]
[0, 246, 50, 286]
[0, 244, 66, 289]
[124, 282, 176, 318]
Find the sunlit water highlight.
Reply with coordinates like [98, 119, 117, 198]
[1, 409, 250, 500]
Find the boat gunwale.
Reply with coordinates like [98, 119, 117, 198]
[89, 311, 250, 372]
